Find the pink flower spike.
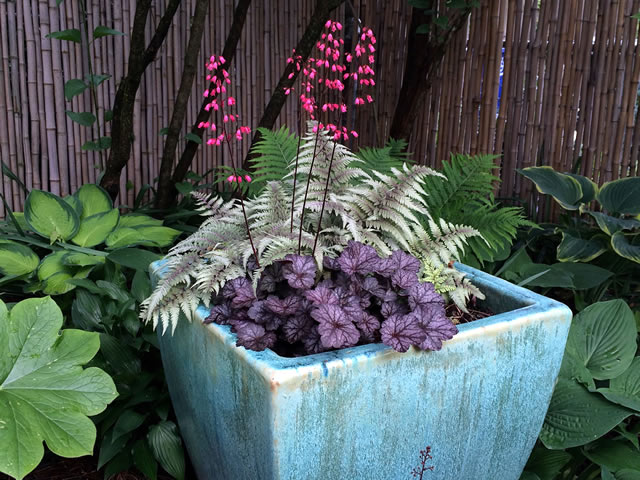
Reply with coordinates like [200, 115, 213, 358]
[228, 97, 236, 106]
[223, 114, 229, 123]
[207, 139, 215, 145]
[244, 175, 252, 182]
[355, 97, 364, 105]
[346, 53, 353, 62]
[203, 90, 209, 97]
[340, 104, 347, 113]
[351, 131, 359, 138]
[367, 95, 373, 103]
[227, 175, 235, 183]
[325, 20, 332, 28]
[237, 176, 242, 183]
[219, 56, 226, 64]
[368, 44, 376, 53]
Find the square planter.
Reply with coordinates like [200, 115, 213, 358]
[152, 262, 572, 480]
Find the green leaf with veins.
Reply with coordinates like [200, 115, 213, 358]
[0, 297, 118, 480]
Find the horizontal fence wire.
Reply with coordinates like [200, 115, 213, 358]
[0, 0, 639, 222]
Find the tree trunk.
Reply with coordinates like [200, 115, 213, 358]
[168, 0, 253, 197]
[100, 0, 182, 201]
[242, 0, 345, 171]
[155, 0, 210, 209]
[389, 3, 475, 143]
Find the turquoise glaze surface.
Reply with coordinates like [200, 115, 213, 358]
[152, 262, 572, 480]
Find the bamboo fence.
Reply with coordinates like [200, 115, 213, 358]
[1, 0, 639, 221]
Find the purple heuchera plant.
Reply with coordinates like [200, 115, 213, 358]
[205, 241, 457, 356]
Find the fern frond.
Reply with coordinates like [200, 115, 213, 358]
[352, 138, 413, 176]
[248, 125, 299, 195]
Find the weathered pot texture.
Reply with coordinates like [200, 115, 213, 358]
[152, 262, 572, 480]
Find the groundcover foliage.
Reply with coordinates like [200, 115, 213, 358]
[0, 297, 118, 480]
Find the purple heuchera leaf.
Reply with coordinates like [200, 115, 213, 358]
[282, 254, 317, 289]
[380, 314, 425, 352]
[378, 250, 421, 278]
[205, 302, 232, 325]
[337, 241, 382, 275]
[265, 295, 302, 316]
[362, 276, 386, 298]
[234, 321, 276, 351]
[391, 268, 419, 290]
[282, 314, 314, 343]
[408, 282, 444, 310]
[303, 325, 325, 354]
[414, 305, 457, 351]
[354, 310, 381, 335]
[311, 304, 360, 349]
[222, 277, 255, 308]
[323, 255, 341, 270]
[381, 301, 408, 318]
[304, 286, 340, 306]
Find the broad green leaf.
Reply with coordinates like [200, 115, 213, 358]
[63, 195, 83, 217]
[98, 428, 130, 470]
[74, 183, 112, 219]
[613, 470, 640, 480]
[611, 232, 640, 264]
[42, 267, 93, 295]
[0, 243, 39, 276]
[598, 177, 640, 215]
[38, 252, 93, 295]
[519, 473, 541, 480]
[519, 167, 583, 210]
[37, 251, 69, 281]
[64, 79, 87, 101]
[584, 211, 640, 236]
[524, 446, 572, 480]
[85, 73, 111, 87]
[599, 357, 640, 411]
[112, 410, 147, 441]
[82, 136, 112, 151]
[96, 280, 130, 303]
[583, 440, 640, 472]
[554, 262, 613, 290]
[557, 231, 607, 262]
[25, 190, 80, 242]
[106, 226, 180, 249]
[71, 208, 120, 247]
[107, 248, 162, 271]
[133, 439, 158, 480]
[11, 212, 30, 232]
[175, 182, 194, 195]
[65, 110, 96, 127]
[566, 173, 598, 204]
[148, 421, 185, 480]
[46, 28, 81, 43]
[540, 377, 632, 449]
[0, 297, 117, 480]
[517, 263, 574, 288]
[92, 26, 125, 39]
[62, 252, 106, 267]
[118, 214, 163, 228]
[99, 333, 141, 375]
[71, 289, 103, 331]
[184, 132, 202, 144]
[566, 300, 636, 380]
[131, 269, 152, 303]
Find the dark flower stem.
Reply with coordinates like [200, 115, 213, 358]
[290, 110, 303, 233]
[297, 125, 321, 254]
[312, 137, 338, 256]
[224, 135, 260, 268]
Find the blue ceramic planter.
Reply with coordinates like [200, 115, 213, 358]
[152, 263, 572, 480]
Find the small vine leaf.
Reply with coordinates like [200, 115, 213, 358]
[46, 28, 81, 43]
[65, 110, 96, 127]
[93, 26, 125, 39]
[64, 79, 87, 101]
[0, 297, 118, 480]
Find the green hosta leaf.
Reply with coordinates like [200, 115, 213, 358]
[517, 264, 574, 288]
[557, 231, 608, 262]
[107, 248, 162, 271]
[71, 208, 120, 247]
[611, 470, 640, 480]
[583, 440, 640, 472]
[148, 421, 185, 480]
[37, 251, 69, 281]
[598, 177, 640, 215]
[64, 79, 87, 101]
[65, 110, 96, 127]
[133, 439, 158, 480]
[42, 267, 92, 295]
[0, 243, 39, 276]
[566, 300, 636, 380]
[0, 297, 118, 480]
[92, 26, 125, 39]
[519, 167, 584, 210]
[82, 136, 111, 151]
[566, 173, 598, 204]
[74, 183, 112, 219]
[555, 262, 613, 290]
[584, 211, 640, 236]
[25, 190, 80, 242]
[112, 410, 147, 441]
[523, 446, 572, 480]
[63, 195, 83, 217]
[519, 473, 541, 480]
[118, 214, 163, 228]
[37, 252, 94, 295]
[106, 226, 181, 249]
[540, 377, 632, 449]
[611, 232, 640, 264]
[63, 252, 105, 267]
[46, 28, 81, 43]
[599, 357, 640, 411]
[71, 289, 103, 331]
